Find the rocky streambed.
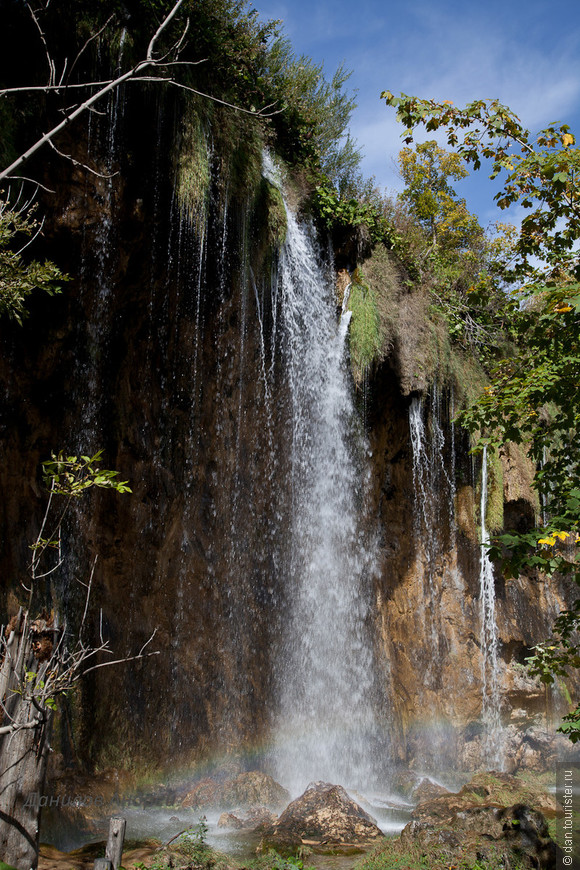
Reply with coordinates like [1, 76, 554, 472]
[38, 768, 564, 870]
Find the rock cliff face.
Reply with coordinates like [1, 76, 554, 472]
[0, 85, 576, 784]
[0, 90, 292, 769]
[364, 354, 575, 770]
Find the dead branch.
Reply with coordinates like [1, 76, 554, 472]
[137, 77, 283, 117]
[0, 0, 280, 184]
[146, 0, 185, 61]
[47, 138, 119, 180]
[26, 1, 56, 87]
[66, 14, 116, 86]
[0, 605, 160, 739]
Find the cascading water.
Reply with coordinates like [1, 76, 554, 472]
[408, 388, 460, 731]
[264, 154, 385, 795]
[409, 389, 455, 578]
[479, 445, 503, 766]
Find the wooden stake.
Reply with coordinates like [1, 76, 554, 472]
[105, 816, 126, 870]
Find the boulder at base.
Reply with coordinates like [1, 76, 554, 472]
[218, 806, 278, 830]
[260, 781, 384, 853]
[181, 771, 290, 810]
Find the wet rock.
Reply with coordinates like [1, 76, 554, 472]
[137, 783, 178, 808]
[391, 768, 422, 799]
[401, 803, 559, 870]
[182, 771, 289, 810]
[218, 806, 278, 830]
[412, 771, 559, 824]
[412, 777, 451, 804]
[260, 781, 384, 852]
[181, 778, 219, 809]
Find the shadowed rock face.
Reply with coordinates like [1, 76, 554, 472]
[260, 781, 383, 850]
[364, 365, 578, 770]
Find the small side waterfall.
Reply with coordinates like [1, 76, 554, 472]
[408, 390, 456, 601]
[408, 390, 457, 706]
[264, 155, 385, 795]
[479, 445, 503, 766]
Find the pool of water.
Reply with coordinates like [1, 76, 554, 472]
[40, 788, 413, 857]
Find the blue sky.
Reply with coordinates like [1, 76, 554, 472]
[256, 0, 580, 226]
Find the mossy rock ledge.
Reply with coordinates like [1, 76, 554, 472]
[364, 771, 562, 870]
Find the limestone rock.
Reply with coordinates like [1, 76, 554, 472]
[412, 777, 451, 804]
[401, 804, 558, 869]
[182, 771, 289, 810]
[412, 771, 559, 824]
[181, 778, 219, 809]
[218, 806, 278, 830]
[260, 781, 384, 851]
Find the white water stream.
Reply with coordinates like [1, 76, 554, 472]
[263, 154, 384, 796]
[479, 445, 503, 766]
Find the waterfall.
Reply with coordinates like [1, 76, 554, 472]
[409, 389, 455, 576]
[409, 397, 431, 542]
[479, 445, 503, 766]
[264, 154, 384, 796]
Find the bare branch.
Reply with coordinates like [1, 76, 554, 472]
[81, 649, 160, 676]
[138, 628, 158, 657]
[31, 484, 54, 580]
[0, 718, 42, 737]
[80, 557, 98, 632]
[57, 58, 68, 88]
[152, 17, 191, 65]
[1, 176, 55, 194]
[47, 138, 119, 180]
[13, 214, 46, 257]
[147, 0, 185, 61]
[1, 0, 277, 183]
[0, 61, 143, 181]
[1, 80, 123, 96]
[138, 78, 282, 117]
[0, 58, 206, 97]
[0, 6, 204, 185]
[66, 14, 116, 86]
[26, 0, 56, 87]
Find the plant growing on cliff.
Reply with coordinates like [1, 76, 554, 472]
[347, 270, 384, 386]
[312, 181, 399, 249]
[383, 90, 580, 738]
[263, 38, 361, 189]
[0, 198, 66, 322]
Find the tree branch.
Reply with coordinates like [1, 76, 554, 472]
[147, 0, 185, 61]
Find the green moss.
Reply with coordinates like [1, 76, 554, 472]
[361, 244, 400, 355]
[177, 109, 211, 218]
[485, 445, 504, 532]
[348, 269, 383, 386]
[175, 93, 268, 223]
[356, 244, 491, 408]
[355, 832, 528, 870]
[264, 181, 287, 248]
